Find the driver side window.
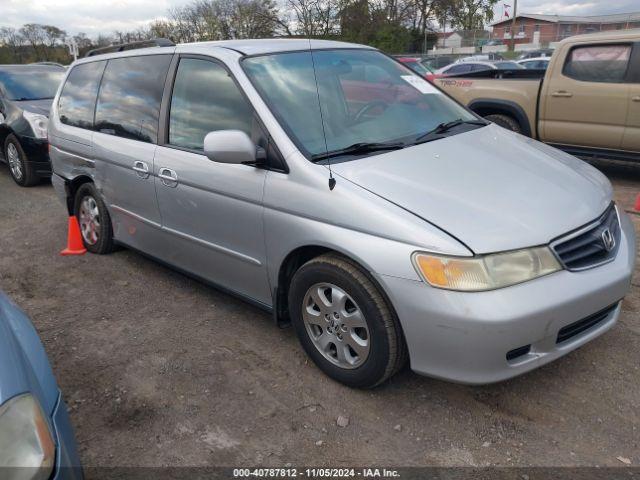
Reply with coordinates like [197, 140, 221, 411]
[169, 58, 254, 151]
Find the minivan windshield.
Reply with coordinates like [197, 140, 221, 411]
[0, 67, 64, 101]
[243, 49, 481, 161]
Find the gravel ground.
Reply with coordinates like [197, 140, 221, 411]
[0, 160, 638, 470]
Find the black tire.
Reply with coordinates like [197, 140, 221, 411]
[73, 183, 115, 254]
[4, 134, 38, 187]
[484, 113, 522, 134]
[288, 253, 407, 388]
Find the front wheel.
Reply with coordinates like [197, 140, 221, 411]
[74, 183, 115, 254]
[484, 113, 522, 134]
[289, 254, 407, 388]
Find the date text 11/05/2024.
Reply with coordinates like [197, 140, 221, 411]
[233, 468, 401, 478]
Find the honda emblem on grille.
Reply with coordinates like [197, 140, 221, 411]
[601, 228, 615, 252]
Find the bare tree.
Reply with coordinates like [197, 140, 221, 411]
[20, 24, 49, 60]
[1, 0, 473, 65]
[0, 27, 25, 63]
[42, 25, 66, 48]
[231, 0, 283, 38]
[163, 0, 283, 41]
[286, 0, 339, 37]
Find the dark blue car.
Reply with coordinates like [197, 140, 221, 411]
[0, 290, 82, 479]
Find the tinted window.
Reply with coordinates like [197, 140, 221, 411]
[470, 64, 491, 72]
[447, 64, 471, 74]
[59, 61, 105, 129]
[95, 55, 171, 143]
[495, 61, 522, 69]
[0, 67, 64, 101]
[563, 45, 631, 83]
[169, 58, 254, 151]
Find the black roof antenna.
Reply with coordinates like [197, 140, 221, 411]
[308, 39, 336, 191]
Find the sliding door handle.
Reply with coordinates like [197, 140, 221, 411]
[132, 161, 150, 178]
[552, 91, 573, 98]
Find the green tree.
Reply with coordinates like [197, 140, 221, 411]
[447, 0, 497, 30]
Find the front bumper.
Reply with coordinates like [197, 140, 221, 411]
[378, 212, 636, 385]
[51, 394, 83, 480]
[19, 136, 51, 178]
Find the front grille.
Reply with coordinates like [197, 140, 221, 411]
[551, 204, 620, 271]
[556, 303, 618, 344]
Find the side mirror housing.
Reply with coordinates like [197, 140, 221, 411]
[204, 130, 259, 164]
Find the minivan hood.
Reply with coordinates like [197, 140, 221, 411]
[14, 98, 53, 117]
[331, 125, 611, 254]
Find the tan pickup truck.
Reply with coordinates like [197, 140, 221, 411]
[436, 29, 640, 162]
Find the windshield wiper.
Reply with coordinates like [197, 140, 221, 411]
[311, 142, 405, 162]
[413, 119, 487, 145]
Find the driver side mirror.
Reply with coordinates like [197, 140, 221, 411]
[204, 130, 266, 165]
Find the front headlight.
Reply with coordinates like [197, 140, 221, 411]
[0, 394, 55, 480]
[23, 111, 49, 139]
[413, 246, 561, 291]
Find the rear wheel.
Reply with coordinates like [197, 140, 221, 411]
[74, 183, 115, 254]
[4, 134, 38, 187]
[289, 254, 407, 388]
[484, 113, 522, 134]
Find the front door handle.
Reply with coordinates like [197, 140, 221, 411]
[158, 167, 178, 188]
[632, 96, 640, 102]
[552, 91, 573, 98]
[132, 161, 150, 179]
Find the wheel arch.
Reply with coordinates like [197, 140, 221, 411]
[0, 125, 14, 153]
[468, 99, 533, 137]
[64, 174, 94, 215]
[273, 244, 404, 340]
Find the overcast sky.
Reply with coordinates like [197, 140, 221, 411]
[0, 0, 639, 36]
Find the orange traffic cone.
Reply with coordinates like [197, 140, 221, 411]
[635, 193, 640, 212]
[60, 216, 87, 256]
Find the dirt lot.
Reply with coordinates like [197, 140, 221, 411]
[0, 160, 638, 470]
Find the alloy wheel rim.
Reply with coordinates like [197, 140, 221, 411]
[6, 143, 23, 180]
[302, 283, 370, 369]
[79, 196, 100, 245]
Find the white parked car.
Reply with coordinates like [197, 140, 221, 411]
[517, 57, 551, 70]
[435, 60, 523, 76]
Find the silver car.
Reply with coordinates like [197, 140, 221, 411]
[48, 39, 636, 388]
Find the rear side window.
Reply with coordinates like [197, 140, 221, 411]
[470, 64, 490, 72]
[95, 55, 172, 143]
[447, 64, 471, 74]
[563, 44, 631, 83]
[168, 58, 254, 151]
[58, 61, 106, 129]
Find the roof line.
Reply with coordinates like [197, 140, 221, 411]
[492, 11, 640, 26]
[219, 45, 247, 56]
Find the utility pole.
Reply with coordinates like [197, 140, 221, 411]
[423, 15, 429, 55]
[442, 13, 447, 49]
[511, 0, 518, 51]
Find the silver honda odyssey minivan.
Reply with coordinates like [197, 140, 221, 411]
[49, 38, 636, 388]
